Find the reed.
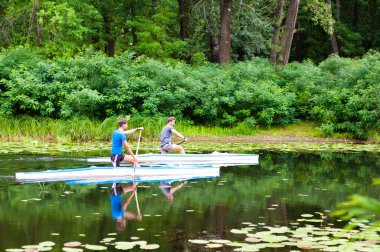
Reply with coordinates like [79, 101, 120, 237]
[0, 116, 360, 143]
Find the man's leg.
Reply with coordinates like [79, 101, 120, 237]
[170, 144, 185, 154]
[121, 155, 140, 167]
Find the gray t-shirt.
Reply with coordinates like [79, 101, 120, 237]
[160, 125, 173, 146]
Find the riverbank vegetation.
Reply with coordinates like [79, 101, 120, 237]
[0, 48, 379, 142]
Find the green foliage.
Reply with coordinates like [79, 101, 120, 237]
[0, 47, 379, 139]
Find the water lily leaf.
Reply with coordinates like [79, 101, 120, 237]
[38, 241, 55, 247]
[6, 249, 24, 252]
[235, 244, 259, 251]
[38, 247, 53, 251]
[230, 229, 248, 234]
[63, 242, 81, 247]
[226, 242, 246, 247]
[209, 239, 231, 244]
[115, 243, 134, 250]
[107, 233, 117, 236]
[137, 228, 145, 231]
[63, 248, 83, 252]
[84, 244, 107, 250]
[205, 243, 223, 248]
[140, 244, 160, 250]
[101, 238, 116, 242]
[301, 214, 314, 218]
[188, 239, 209, 244]
[245, 238, 261, 243]
[50, 233, 60, 236]
[22, 245, 40, 249]
[131, 236, 139, 240]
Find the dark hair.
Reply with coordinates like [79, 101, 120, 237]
[167, 117, 176, 123]
[118, 118, 128, 127]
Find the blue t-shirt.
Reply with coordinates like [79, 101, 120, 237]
[160, 125, 173, 146]
[110, 195, 125, 220]
[111, 130, 127, 155]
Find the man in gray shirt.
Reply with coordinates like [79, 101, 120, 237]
[160, 117, 188, 154]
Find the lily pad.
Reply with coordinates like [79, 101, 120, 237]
[38, 241, 55, 247]
[115, 243, 135, 250]
[231, 229, 248, 234]
[209, 239, 231, 244]
[301, 214, 314, 218]
[188, 239, 209, 244]
[63, 248, 83, 252]
[205, 243, 223, 248]
[6, 249, 24, 252]
[140, 244, 160, 250]
[84, 244, 107, 250]
[63, 242, 81, 247]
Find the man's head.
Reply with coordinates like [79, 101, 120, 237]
[118, 118, 128, 130]
[167, 117, 176, 126]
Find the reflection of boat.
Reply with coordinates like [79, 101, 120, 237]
[15, 165, 220, 183]
[88, 153, 259, 165]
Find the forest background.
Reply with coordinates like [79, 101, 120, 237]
[0, 0, 379, 142]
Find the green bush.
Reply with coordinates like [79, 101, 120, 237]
[0, 47, 379, 139]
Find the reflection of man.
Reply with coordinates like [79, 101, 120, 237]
[110, 183, 142, 231]
[159, 181, 187, 202]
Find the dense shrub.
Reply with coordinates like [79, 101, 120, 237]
[0, 47, 379, 139]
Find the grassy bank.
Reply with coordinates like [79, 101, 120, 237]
[0, 116, 363, 142]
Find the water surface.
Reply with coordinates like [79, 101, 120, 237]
[1, 151, 379, 251]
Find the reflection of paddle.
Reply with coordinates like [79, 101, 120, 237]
[133, 130, 142, 218]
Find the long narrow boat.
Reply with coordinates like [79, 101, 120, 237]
[15, 165, 220, 183]
[87, 153, 259, 165]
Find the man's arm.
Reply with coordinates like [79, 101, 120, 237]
[170, 181, 187, 194]
[122, 127, 144, 135]
[122, 188, 137, 210]
[171, 128, 188, 141]
[123, 141, 137, 162]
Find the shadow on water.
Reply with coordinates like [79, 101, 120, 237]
[0, 151, 379, 251]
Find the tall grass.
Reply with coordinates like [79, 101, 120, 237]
[1, 116, 374, 143]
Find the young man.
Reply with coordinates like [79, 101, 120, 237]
[111, 118, 143, 167]
[159, 117, 188, 154]
[110, 183, 142, 231]
[159, 180, 187, 202]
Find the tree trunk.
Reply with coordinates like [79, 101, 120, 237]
[278, 0, 299, 65]
[335, 0, 341, 21]
[209, 34, 219, 62]
[326, 0, 339, 54]
[32, 0, 42, 47]
[219, 0, 232, 65]
[353, 0, 359, 31]
[294, 22, 302, 61]
[270, 0, 284, 65]
[178, 0, 190, 39]
[370, 0, 378, 48]
[103, 14, 115, 56]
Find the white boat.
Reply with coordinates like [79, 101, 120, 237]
[87, 153, 259, 165]
[15, 165, 220, 183]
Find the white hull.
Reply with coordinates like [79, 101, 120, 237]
[88, 153, 259, 165]
[15, 165, 220, 183]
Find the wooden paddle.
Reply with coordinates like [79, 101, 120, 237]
[133, 129, 143, 217]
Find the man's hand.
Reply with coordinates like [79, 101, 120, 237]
[137, 127, 144, 131]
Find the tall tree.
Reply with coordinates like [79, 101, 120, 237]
[270, 0, 284, 65]
[219, 0, 232, 64]
[178, 0, 191, 39]
[326, 0, 338, 53]
[32, 0, 43, 47]
[370, 0, 378, 48]
[278, 0, 300, 65]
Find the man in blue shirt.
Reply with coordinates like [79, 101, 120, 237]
[110, 182, 141, 231]
[111, 118, 143, 167]
[160, 117, 188, 154]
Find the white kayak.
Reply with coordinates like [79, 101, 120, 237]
[87, 153, 259, 165]
[15, 165, 220, 183]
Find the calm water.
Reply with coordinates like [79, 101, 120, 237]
[1, 151, 379, 251]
